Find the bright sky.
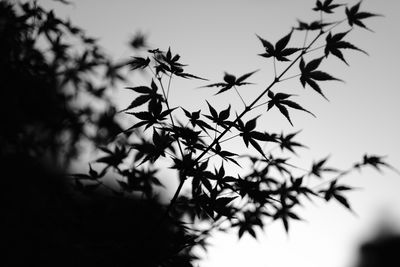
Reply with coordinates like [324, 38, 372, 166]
[41, 1, 400, 267]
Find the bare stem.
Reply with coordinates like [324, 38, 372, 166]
[306, 44, 326, 53]
[325, 19, 348, 33]
[303, 30, 309, 49]
[311, 168, 353, 190]
[279, 73, 301, 82]
[250, 101, 269, 111]
[234, 85, 247, 107]
[167, 73, 173, 99]
[220, 133, 241, 144]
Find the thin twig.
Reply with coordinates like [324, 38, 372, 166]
[220, 133, 241, 144]
[234, 85, 247, 107]
[279, 73, 301, 82]
[167, 72, 173, 100]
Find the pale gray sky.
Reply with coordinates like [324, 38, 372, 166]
[41, 1, 400, 267]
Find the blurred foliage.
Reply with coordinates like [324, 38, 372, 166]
[0, 1, 198, 266]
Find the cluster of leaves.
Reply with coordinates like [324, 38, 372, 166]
[13, 0, 390, 266]
[77, 0, 389, 231]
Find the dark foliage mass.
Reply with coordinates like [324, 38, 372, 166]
[353, 227, 400, 267]
[1, 0, 394, 266]
[1, 1, 195, 266]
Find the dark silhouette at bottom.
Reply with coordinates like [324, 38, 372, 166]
[354, 228, 400, 267]
[2, 156, 194, 267]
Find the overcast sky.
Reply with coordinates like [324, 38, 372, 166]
[41, 1, 400, 267]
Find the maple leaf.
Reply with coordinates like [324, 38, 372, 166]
[325, 31, 368, 65]
[346, 1, 381, 31]
[131, 130, 175, 165]
[164, 125, 206, 154]
[235, 116, 271, 157]
[213, 196, 237, 218]
[202, 70, 258, 95]
[126, 103, 176, 130]
[211, 141, 240, 166]
[313, 0, 343, 14]
[309, 156, 339, 178]
[355, 154, 398, 173]
[203, 101, 232, 130]
[237, 210, 264, 239]
[257, 31, 301, 61]
[128, 56, 150, 70]
[96, 146, 128, 167]
[295, 19, 333, 31]
[299, 57, 342, 100]
[71, 163, 107, 181]
[277, 131, 307, 155]
[272, 201, 301, 233]
[267, 91, 315, 126]
[181, 107, 216, 133]
[266, 155, 291, 175]
[122, 79, 164, 111]
[154, 47, 207, 80]
[319, 180, 353, 210]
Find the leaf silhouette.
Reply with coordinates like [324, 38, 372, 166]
[122, 79, 164, 112]
[299, 57, 342, 100]
[319, 180, 353, 210]
[181, 107, 216, 133]
[126, 105, 176, 131]
[131, 130, 174, 165]
[257, 31, 301, 61]
[211, 141, 240, 166]
[325, 31, 368, 65]
[357, 154, 396, 173]
[154, 47, 207, 80]
[128, 56, 150, 70]
[277, 131, 306, 154]
[96, 146, 128, 167]
[313, 0, 343, 14]
[295, 20, 333, 31]
[346, 1, 381, 31]
[234, 116, 271, 157]
[273, 202, 301, 233]
[267, 91, 315, 126]
[203, 101, 232, 130]
[310, 156, 339, 178]
[202, 70, 258, 95]
[213, 196, 238, 217]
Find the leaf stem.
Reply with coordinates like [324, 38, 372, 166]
[156, 76, 185, 158]
[303, 30, 309, 49]
[220, 133, 241, 144]
[160, 177, 186, 223]
[279, 73, 302, 82]
[306, 44, 326, 53]
[250, 101, 268, 111]
[167, 73, 173, 100]
[153, 73, 188, 222]
[325, 18, 348, 33]
[233, 85, 247, 107]
[311, 168, 353, 190]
